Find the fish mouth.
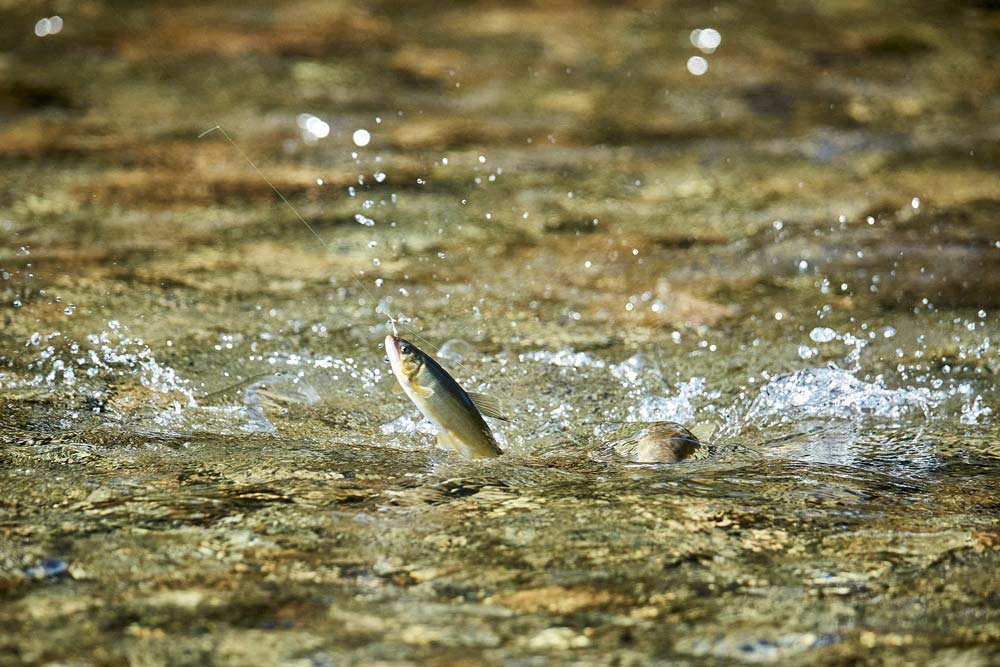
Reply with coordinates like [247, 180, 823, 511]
[384, 334, 402, 370]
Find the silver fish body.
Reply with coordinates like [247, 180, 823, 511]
[385, 335, 503, 458]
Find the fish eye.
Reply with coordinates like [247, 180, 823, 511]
[400, 343, 412, 354]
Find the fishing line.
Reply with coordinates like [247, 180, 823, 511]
[195, 370, 298, 401]
[86, 7, 511, 412]
[196, 125, 400, 330]
[197, 124, 496, 387]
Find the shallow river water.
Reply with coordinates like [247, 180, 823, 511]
[1, 1, 999, 665]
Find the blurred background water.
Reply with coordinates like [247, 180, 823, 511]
[1, 1, 999, 665]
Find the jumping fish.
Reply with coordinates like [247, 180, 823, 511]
[385, 334, 506, 458]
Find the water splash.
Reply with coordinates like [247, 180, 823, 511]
[241, 373, 321, 432]
[254, 350, 385, 389]
[627, 378, 711, 425]
[959, 393, 992, 425]
[743, 366, 948, 426]
[380, 413, 438, 453]
[6, 321, 195, 407]
[519, 349, 606, 368]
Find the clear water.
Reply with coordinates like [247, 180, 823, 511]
[1, 1, 999, 665]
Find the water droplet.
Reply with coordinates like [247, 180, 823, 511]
[686, 56, 708, 76]
[301, 115, 330, 139]
[691, 28, 721, 52]
[809, 327, 838, 343]
[353, 129, 371, 147]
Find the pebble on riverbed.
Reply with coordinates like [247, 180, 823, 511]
[24, 558, 68, 579]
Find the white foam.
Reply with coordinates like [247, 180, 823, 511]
[519, 349, 606, 368]
[744, 366, 947, 425]
[13, 323, 195, 406]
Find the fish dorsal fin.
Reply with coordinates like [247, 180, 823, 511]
[467, 392, 510, 421]
[690, 422, 718, 443]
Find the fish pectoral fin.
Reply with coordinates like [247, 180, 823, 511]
[467, 392, 510, 421]
[409, 383, 434, 398]
[389, 379, 405, 395]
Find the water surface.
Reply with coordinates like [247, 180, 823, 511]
[2, 1, 999, 665]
